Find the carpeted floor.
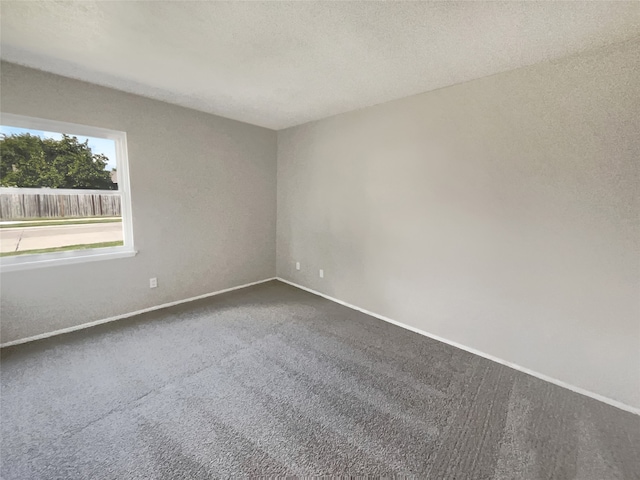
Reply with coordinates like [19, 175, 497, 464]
[1, 280, 639, 479]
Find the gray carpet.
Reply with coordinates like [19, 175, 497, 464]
[1, 280, 639, 479]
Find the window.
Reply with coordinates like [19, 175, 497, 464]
[0, 113, 135, 271]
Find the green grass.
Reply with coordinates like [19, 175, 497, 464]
[0, 218, 122, 229]
[0, 241, 124, 257]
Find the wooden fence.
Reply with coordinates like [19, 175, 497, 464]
[0, 187, 121, 220]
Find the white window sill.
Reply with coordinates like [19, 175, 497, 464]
[0, 247, 137, 272]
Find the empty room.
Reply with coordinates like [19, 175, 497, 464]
[0, 1, 639, 478]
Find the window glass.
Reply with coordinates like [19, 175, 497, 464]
[0, 114, 134, 269]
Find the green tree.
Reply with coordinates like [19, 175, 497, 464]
[0, 133, 115, 190]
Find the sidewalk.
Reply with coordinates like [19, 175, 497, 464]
[0, 221, 123, 253]
[0, 216, 121, 226]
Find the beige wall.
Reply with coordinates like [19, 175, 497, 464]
[277, 40, 640, 408]
[1, 62, 277, 343]
[2, 40, 638, 408]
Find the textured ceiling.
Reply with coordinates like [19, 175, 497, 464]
[1, 1, 639, 129]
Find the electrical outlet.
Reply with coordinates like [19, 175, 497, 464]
[149, 277, 158, 288]
[319, 269, 324, 278]
[296, 262, 301, 271]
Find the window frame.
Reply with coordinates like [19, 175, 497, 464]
[0, 113, 136, 272]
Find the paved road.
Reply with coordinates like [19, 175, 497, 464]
[0, 222, 123, 253]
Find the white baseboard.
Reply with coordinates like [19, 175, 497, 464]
[0, 277, 276, 348]
[4, 274, 637, 415]
[276, 277, 640, 416]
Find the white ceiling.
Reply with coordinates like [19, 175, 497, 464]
[1, 1, 639, 130]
